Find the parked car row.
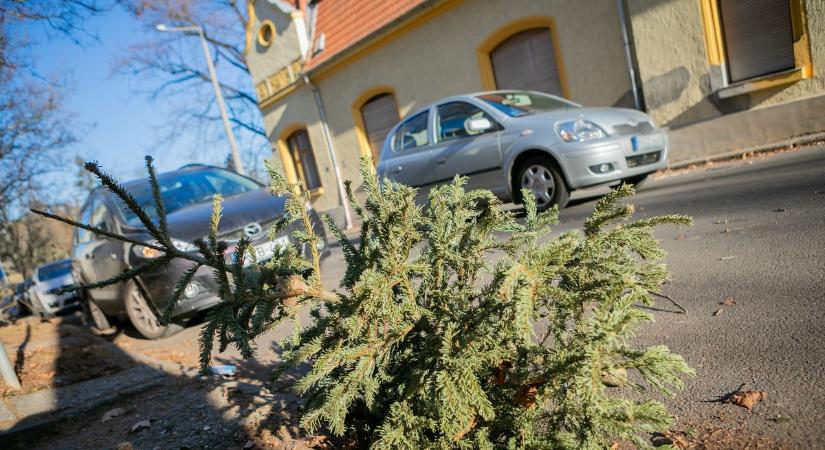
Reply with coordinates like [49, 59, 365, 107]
[65, 90, 663, 340]
[377, 90, 667, 210]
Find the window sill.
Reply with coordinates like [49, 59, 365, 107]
[305, 187, 324, 198]
[717, 67, 805, 99]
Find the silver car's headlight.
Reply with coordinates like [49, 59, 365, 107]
[556, 119, 607, 142]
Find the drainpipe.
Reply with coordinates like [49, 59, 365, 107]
[304, 75, 354, 230]
[616, 0, 645, 111]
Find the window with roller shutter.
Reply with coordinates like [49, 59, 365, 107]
[285, 129, 322, 191]
[490, 28, 563, 96]
[360, 93, 400, 164]
[718, 0, 796, 83]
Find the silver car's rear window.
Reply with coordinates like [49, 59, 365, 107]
[476, 91, 576, 117]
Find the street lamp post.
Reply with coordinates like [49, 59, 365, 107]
[155, 23, 245, 175]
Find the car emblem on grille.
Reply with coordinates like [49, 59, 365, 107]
[243, 222, 262, 238]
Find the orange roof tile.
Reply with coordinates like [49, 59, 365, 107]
[304, 0, 427, 71]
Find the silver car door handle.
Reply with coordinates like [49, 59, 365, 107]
[436, 158, 447, 165]
[392, 166, 403, 174]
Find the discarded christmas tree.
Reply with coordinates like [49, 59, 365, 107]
[35, 156, 694, 449]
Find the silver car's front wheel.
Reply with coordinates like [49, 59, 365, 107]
[516, 156, 569, 211]
[521, 165, 556, 207]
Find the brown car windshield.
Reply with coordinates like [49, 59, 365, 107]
[477, 91, 576, 117]
[118, 168, 261, 225]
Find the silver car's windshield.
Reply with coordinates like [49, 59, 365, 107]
[476, 91, 576, 117]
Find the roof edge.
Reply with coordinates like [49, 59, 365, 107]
[304, 0, 460, 79]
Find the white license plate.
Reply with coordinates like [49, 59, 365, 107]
[631, 133, 664, 152]
[248, 236, 289, 265]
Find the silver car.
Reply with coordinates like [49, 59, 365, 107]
[377, 90, 667, 210]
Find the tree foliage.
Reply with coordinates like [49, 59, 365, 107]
[36, 156, 694, 449]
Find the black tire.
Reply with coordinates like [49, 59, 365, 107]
[124, 280, 182, 339]
[514, 155, 569, 211]
[622, 173, 649, 188]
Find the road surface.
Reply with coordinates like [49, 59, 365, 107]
[557, 147, 825, 447]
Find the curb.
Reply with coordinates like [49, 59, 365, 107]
[0, 364, 168, 435]
[0, 323, 202, 437]
[667, 130, 825, 170]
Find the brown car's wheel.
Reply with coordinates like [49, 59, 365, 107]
[124, 280, 181, 339]
[515, 155, 569, 211]
[85, 294, 114, 333]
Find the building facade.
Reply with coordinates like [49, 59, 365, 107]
[245, 0, 824, 221]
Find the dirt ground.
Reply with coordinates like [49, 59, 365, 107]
[4, 373, 330, 450]
[0, 318, 136, 397]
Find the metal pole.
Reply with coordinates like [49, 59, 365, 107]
[616, 0, 643, 111]
[306, 77, 353, 230]
[0, 259, 7, 286]
[0, 342, 21, 391]
[196, 28, 246, 175]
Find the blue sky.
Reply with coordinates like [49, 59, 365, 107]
[27, 7, 242, 202]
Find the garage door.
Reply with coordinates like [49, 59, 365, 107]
[490, 28, 563, 96]
[719, 0, 795, 83]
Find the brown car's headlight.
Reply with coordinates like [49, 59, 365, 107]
[133, 238, 196, 259]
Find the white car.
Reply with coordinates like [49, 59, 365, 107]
[29, 259, 80, 316]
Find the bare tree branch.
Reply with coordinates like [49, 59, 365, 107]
[114, 1, 268, 179]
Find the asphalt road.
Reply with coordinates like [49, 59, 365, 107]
[554, 147, 825, 447]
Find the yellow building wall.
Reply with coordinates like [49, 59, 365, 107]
[629, 0, 825, 128]
[246, 3, 304, 87]
[258, 0, 634, 214]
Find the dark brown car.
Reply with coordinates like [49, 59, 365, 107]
[71, 164, 328, 339]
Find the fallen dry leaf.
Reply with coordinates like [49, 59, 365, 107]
[129, 419, 152, 433]
[670, 433, 693, 449]
[675, 234, 687, 240]
[726, 390, 767, 411]
[307, 435, 331, 448]
[719, 297, 737, 307]
[116, 442, 133, 450]
[101, 407, 125, 423]
[652, 431, 693, 449]
[713, 309, 724, 316]
[609, 443, 619, 450]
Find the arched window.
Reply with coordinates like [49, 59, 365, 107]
[360, 93, 400, 163]
[285, 129, 321, 191]
[491, 28, 562, 95]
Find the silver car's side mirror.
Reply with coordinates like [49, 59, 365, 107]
[466, 117, 493, 132]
